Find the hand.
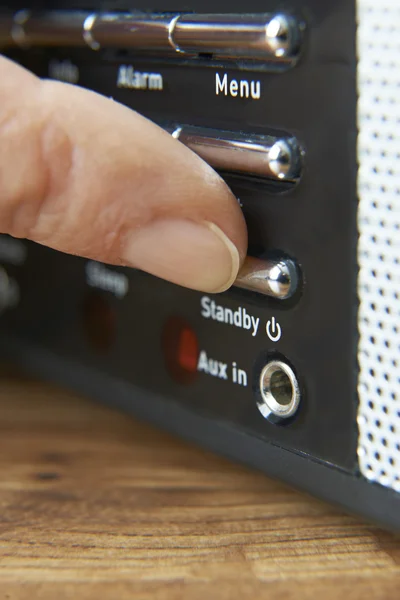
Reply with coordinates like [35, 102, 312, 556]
[0, 56, 247, 293]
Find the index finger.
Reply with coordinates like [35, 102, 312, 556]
[0, 56, 247, 293]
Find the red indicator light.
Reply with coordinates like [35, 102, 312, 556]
[177, 327, 199, 372]
[162, 317, 199, 384]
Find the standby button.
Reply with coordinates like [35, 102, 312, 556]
[234, 256, 299, 299]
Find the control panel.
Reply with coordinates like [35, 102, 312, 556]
[0, 0, 359, 474]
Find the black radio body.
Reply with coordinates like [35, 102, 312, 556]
[1, 0, 400, 531]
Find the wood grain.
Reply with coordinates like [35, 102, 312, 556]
[0, 370, 399, 599]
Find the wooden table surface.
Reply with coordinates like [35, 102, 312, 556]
[0, 371, 399, 599]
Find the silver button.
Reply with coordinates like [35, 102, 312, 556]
[89, 13, 176, 51]
[1, 10, 302, 64]
[167, 125, 301, 182]
[234, 256, 299, 299]
[10, 10, 91, 47]
[171, 13, 300, 60]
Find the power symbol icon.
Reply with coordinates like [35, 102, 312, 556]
[266, 317, 282, 342]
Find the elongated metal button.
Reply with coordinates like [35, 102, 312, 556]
[173, 13, 299, 59]
[0, 10, 302, 64]
[11, 10, 90, 47]
[167, 125, 301, 182]
[88, 13, 177, 51]
[234, 256, 298, 299]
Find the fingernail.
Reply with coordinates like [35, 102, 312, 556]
[122, 219, 240, 293]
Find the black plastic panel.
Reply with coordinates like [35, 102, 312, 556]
[1, 0, 360, 472]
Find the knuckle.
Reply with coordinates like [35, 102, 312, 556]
[0, 106, 42, 236]
[30, 118, 76, 242]
[0, 102, 75, 243]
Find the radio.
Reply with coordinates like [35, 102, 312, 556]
[1, 0, 399, 531]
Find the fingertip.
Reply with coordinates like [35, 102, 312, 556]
[121, 218, 241, 293]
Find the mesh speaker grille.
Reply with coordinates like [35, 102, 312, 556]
[357, 0, 400, 492]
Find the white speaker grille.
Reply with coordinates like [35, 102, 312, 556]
[357, 0, 400, 492]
